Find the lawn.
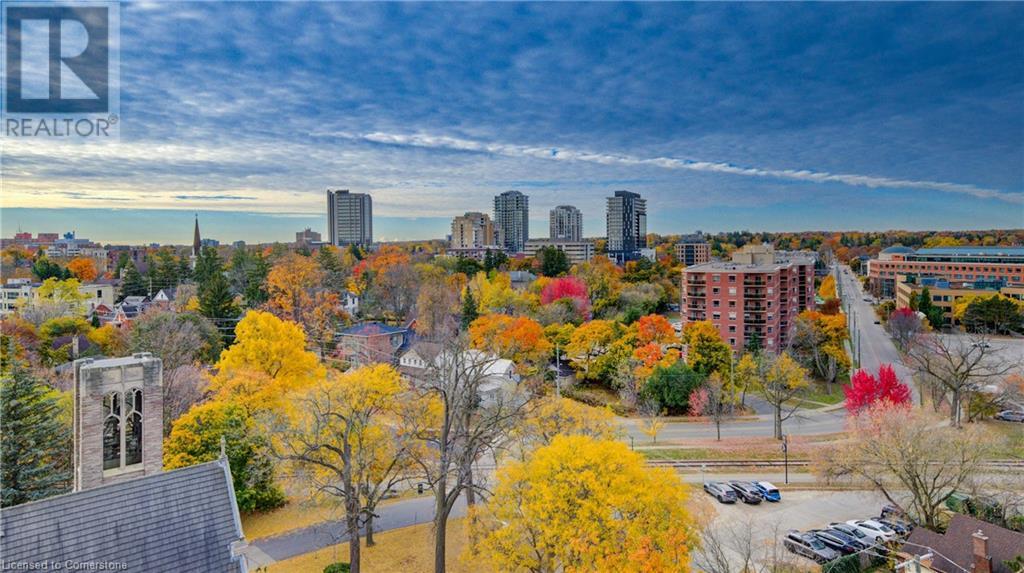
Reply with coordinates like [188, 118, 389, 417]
[983, 419, 1024, 458]
[265, 518, 477, 573]
[641, 433, 847, 461]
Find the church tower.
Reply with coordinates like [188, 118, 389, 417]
[73, 354, 163, 491]
[191, 214, 201, 269]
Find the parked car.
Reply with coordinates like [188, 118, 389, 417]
[728, 481, 764, 504]
[823, 527, 870, 551]
[783, 530, 841, 564]
[880, 504, 904, 520]
[846, 519, 897, 542]
[811, 529, 863, 555]
[995, 410, 1024, 423]
[753, 481, 781, 502]
[876, 517, 911, 536]
[829, 522, 873, 546]
[703, 482, 737, 504]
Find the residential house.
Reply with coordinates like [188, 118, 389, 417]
[899, 514, 1024, 573]
[336, 321, 411, 366]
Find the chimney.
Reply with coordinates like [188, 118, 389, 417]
[972, 530, 991, 573]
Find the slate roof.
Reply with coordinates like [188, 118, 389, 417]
[0, 459, 246, 573]
[901, 514, 1024, 573]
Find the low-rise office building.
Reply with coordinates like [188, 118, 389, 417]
[523, 238, 595, 264]
[894, 277, 1024, 327]
[868, 246, 1024, 299]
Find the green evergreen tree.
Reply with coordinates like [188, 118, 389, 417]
[119, 261, 148, 300]
[199, 272, 240, 324]
[244, 252, 271, 308]
[917, 287, 943, 329]
[1, 358, 72, 507]
[461, 290, 479, 329]
[538, 246, 571, 277]
[193, 246, 223, 290]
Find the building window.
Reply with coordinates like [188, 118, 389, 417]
[712, 275, 720, 282]
[728, 287, 737, 295]
[728, 275, 736, 283]
[103, 387, 143, 472]
[712, 312, 721, 320]
[728, 300, 736, 308]
[729, 338, 736, 346]
[712, 300, 720, 308]
[728, 326, 736, 333]
[712, 287, 720, 295]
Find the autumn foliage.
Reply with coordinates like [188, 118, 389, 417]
[540, 276, 591, 318]
[469, 314, 552, 368]
[843, 364, 911, 414]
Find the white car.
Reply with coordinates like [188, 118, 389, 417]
[846, 520, 897, 542]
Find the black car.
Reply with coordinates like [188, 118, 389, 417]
[728, 481, 763, 504]
[812, 529, 863, 555]
[783, 531, 841, 564]
[828, 522, 873, 546]
[703, 482, 738, 504]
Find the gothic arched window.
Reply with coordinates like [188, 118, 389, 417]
[102, 387, 143, 472]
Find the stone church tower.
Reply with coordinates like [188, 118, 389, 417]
[73, 353, 163, 491]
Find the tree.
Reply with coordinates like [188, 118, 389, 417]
[513, 396, 620, 453]
[843, 365, 911, 414]
[789, 310, 850, 391]
[264, 365, 424, 571]
[119, 261, 148, 300]
[475, 435, 695, 573]
[192, 246, 224, 290]
[633, 314, 676, 346]
[66, 257, 98, 282]
[537, 246, 570, 277]
[888, 307, 924, 351]
[265, 253, 344, 354]
[683, 320, 732, 376]
[32, 257, 70, 281]
[693, 372, 731, 441]
[129, 309, 221, 434]
[906, 332, 1015, 427]
[1, 358, 71, 507]
[460, 289, 479, 330]
[164, 399, 284, 512]
[415, 271, 460, 341]
[917, 287, 944, 329]
[814, 404, 994, 529]
[565, 319, 622, 381]
[539, 276, 591, 320]
[413, 337, 531, 573]
[469, 314, 551, 372]
[751, 352, 809, 439]
[818, 275, 837, 300]
[198, 271, 240, 339]
[959, 295, 1024, 335]
[641, 360, 704, 414]
[16, 277, 88, 326]
[209, 310, 325, 411]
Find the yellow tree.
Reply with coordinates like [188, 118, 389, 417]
[469, 314, 552, 372]
[751, 352, 809, 439]
[683, 320, 732, 376]
[263, 364, 427, 572]
[476, 435, 696, 573]
[817, 275, 837, 300]
[565, 319, 619, 381]
[265, 253, 344, 354]
[514, 396, 620, 454]
[466, 272, 528, 314]
[66, 257, 98, 282]
[209, 310, 324, 411]
[18, 278, 87, 326]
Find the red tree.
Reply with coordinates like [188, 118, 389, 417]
[844, 364, 912, 414]
[540, 276, 591, 318]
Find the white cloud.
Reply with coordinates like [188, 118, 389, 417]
[316, 130, 1023, 204]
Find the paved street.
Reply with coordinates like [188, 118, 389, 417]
[620, 406, 848, 442]
[244, 495, 467, 568]
[835, 264, 917, 399]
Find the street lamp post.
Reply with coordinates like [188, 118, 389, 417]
[782, 434, 789, 484]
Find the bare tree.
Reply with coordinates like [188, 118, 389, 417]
[814, 405, 994, 529]
[413, 336, 532, 573]
[700, 372, 732, 441]
[905, 332, 1016, 427]
[887, 308, 924, 352]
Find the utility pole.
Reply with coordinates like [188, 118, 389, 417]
[782, 434, 789, 484]
[554, 342, 561, 397]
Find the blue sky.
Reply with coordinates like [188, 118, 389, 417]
[3, 2, 1022, 244]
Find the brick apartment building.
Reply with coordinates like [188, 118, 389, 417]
[868, 246, 1024, 299]
[681, 244, 815, 352]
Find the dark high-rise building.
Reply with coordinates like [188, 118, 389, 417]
[494, 190, 529, 253]
[327, 189, 373, 246]
[606, 190, 646, 262]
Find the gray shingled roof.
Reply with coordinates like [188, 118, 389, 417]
[0, 459, 246, 573]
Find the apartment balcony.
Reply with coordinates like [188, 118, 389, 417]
[744, 303, 767, 312]
[743, 289, 766, 298]
[686, 301, 706, 311]
[743, 278, 767, 286]
[743, 316, 767, 325]
[687, 287, 707, 297]
[688, 312, 707, 322]
[687, 276, 707, 285]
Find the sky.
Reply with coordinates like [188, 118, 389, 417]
[2, 2, 1023, 245]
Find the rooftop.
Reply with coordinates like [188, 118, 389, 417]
[915, 246, 1024, 256]
[339, 321, 408, 337]
[0, 460, 245, 572]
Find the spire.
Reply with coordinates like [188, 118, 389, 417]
[193, 214, 201, 257]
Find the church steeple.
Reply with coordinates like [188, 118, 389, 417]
[192, 214, 202, 258]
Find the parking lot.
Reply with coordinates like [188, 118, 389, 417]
[695, 487, 890, 571]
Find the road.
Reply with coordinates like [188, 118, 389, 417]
[620, 406, 848, 441]
[834, 264, 916, 397]
[243, 495, 467, 568]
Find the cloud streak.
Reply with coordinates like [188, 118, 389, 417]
[319, 131, 1023, 204]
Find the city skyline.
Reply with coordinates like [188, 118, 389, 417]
[2, 2, 1022, 243]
